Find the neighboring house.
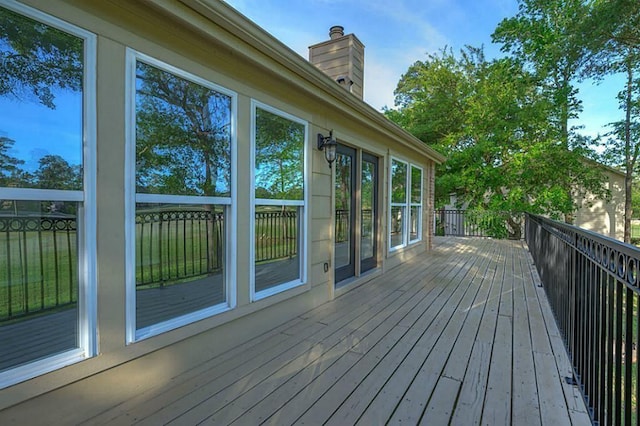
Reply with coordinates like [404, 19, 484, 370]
[0, 0, 444, 410]
[573, 164, 625, 241]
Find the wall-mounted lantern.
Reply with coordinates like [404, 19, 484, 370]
[317, 130, 337, 169]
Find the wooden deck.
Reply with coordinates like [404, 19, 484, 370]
[0, 238, 591, 425]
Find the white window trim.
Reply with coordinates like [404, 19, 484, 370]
[0, 0, 97, 389]
[409, 164, 423, 244]
[389, 158, 424, 252]
[124, 48, 237, 343]
[389, 157, 409, 251]
[250, 100, 308, 302]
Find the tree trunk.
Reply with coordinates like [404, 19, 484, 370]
[623, 57, 634, 244]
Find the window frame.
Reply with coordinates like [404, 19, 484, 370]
[409, 164, 423, 244]
[250, 100, 308, 301]
[389, 157, 408, 251]
[124, 49, 237, 343]
[389, 157, 423, 252]
[0, 0, 97, 388]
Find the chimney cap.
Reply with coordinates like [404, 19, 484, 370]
[329, 26, 344, 39]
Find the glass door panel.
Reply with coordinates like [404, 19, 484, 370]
[360, 153, 378, 272]
[335, 145, 356, 282]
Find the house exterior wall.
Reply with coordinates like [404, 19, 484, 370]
[574, 167, 625, 241]
[0, 0, 443, 413]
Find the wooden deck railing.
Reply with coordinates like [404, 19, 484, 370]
[526, 213, 639, 426]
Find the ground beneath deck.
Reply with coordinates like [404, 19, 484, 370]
[0, 237, 591, 425]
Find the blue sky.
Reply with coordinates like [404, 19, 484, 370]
[225, 0, 625, 141]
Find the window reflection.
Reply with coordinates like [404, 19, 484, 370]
[135, 203, 226, 329]
[361, 161, 374, 261]
[253, 106, 305, 295]
[132, 56, 234, 335]
[135, 61, 232, 197]
[0, 4, 87, 376]
[254, 205, 300, 292]
[335, 152, 352, 269]
[254, 108, 304, 201]
[391, 160, 407, 203]
[0, 6, 83, 191]
[0, 200, 80, 372]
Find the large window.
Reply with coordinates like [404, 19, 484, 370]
[0, 1, 96, 387]
[126, 51, 235, 341]
[389, 158, 422, 250]
[252, 103, 307, 299]
[410, 165, 423, 243]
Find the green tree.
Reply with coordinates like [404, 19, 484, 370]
[254, 108, 304, 201]
[492, 0, 589, 148]
[388, 47, 606, 238]
[34, 154, 81, 190]
[582, 0, 640, 242]
[0, 136, 25, 186]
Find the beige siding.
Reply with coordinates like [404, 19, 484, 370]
[574, 168, 625, 241]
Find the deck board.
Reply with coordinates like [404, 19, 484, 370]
[0, 237, 590, 425]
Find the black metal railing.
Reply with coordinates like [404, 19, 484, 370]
[434, 209, 524, 239]
[526, 213, 639, 425]
[1, 210, 300, 322]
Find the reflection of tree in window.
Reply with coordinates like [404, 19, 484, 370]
[0, 6, 83, 191]
[391, 161, 407, 203]
[255, 108, 304, 200]
[0, 7, 82, 108]
[135, 62, 232, 197]
[0, 136, 26, 187]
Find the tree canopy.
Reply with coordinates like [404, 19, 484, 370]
[387, 46, 607, 236]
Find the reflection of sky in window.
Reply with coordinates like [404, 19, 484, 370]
[0, 87, 82, 172]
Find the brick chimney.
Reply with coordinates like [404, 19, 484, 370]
[309, 26, 364, 99]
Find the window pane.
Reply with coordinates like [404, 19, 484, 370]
[410, 206, 421, 241]
[335, 152, 352, 269]
[0, 200, 79, 372]
[411, 166, 422, 204]
[361, 161, 375, 261]
[0, 6, 83, 190]
[135, 62, 232, 197]
[135, 203, 226, 329]
[390, 205, 405, 248]
[255, 205, 300, 292]
[254, 108, 304, 200]
[391, 160, 407, 203]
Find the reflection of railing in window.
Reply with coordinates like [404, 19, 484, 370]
[0, 215, 77, 322]
[390, 206, 404, 240]
[1, 210, 301, 322]
[335, 209, 349, 243]
[335, 209, 373, 243]
[255, 210, 298, 263]
[135, 210, 224, 287]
